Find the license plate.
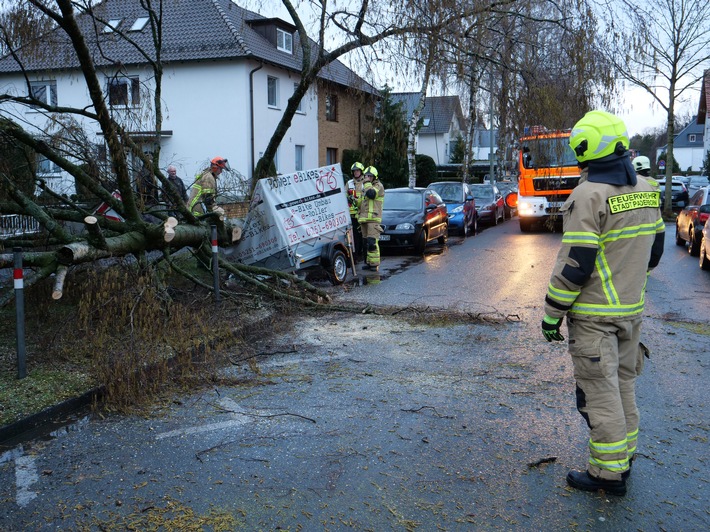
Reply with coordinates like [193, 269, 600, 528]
[379, 234, 390, 241]
[548, 201, 565, 208]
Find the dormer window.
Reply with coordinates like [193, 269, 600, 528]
[103, 18, 123, 33]
[422, 118, 431, 127]
[277, 28, 293, 53]
[130, 17, 149, 31]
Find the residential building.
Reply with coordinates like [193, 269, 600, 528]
[0, 0, 377, 197]
[391, 94, 466, 165]
[656, 117, 705, 172]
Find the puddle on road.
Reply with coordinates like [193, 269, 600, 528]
[0, 412, 92, 463]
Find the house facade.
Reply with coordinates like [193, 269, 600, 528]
[656, 117, 705, 172]
[0, 0, 377, 197]
[391, 94, 466, 166]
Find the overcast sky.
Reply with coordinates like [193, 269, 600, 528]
[247, 0, 701, 138]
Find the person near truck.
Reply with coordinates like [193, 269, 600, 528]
[188, 157, 230, 217]
[357, 166, 385, 272]
[542, 110, 665, 496]
[347, 161, 366, 261]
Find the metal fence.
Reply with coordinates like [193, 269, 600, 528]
[0, 214, 41, 238]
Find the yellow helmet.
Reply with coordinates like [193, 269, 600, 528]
[364, 166, 379, 179]
[351, 161, 365, 173]
[569, 110, 629, 163]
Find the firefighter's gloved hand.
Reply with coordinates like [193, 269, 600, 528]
[365, 188, 377, 199]
[347, 195, 354, 206]
[541, 315, 564, 342]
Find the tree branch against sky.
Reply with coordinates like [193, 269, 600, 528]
[600, 0, 710, 216]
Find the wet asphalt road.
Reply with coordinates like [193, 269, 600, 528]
[0, 220, 708, 530]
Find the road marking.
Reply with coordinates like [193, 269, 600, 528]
[15, 454, 38, 507]
[155, 398, 260, 441]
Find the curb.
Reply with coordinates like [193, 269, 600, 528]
[0, 387, 103, 449]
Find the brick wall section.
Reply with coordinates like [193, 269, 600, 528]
[317, 80, 375, 166]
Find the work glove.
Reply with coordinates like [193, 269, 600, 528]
[347, 195, 354, 206]
[541, 315, 564, 342]
[365, 188, 377, 199]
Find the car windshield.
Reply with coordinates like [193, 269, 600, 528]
[471, 185, 494, 201]
[384, 191, 423, 211]
[496, 182, 517, 194]
[429, 184, 461, 203]
[657, 180, 685, 190]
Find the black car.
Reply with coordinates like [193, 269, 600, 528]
[495, 180, 518, 219]
[379, 188, 448, 255]
[657, 179, 689, 210]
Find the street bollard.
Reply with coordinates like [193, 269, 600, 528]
[14, 247, 26, 379]
[211, 225, 220, 303]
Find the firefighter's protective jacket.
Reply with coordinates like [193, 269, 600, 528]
[357, 180, 385, 223]
[188, 168, 217, 215]
[347, 178, 363, 217]
[544, 167, 665, 322]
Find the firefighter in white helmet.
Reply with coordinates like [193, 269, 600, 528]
[542, 110, 665, 496]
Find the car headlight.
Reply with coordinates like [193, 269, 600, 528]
[450, 205, 463, 213]
[395, 223, 414, 231]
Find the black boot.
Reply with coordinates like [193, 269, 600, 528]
[566, 470, 626, 496]
[621, 456, 634, 481]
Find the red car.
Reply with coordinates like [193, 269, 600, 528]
[675, 187, 710, 256]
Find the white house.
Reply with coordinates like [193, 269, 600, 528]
[656, 117, 705, 172]
[391, 94, 466, 165]
[0, 0, 376, 197]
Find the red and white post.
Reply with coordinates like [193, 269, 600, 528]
[14, 247, 26, 379]
[211, 225, 220, 303]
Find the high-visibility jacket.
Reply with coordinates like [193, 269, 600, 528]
[347, 178, 364, 217]
[187, 169, 217, 215]
[544, 168, 665, 321]
[357, 180, 385, 223]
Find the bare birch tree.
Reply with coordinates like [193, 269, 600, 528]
[600, 0, 710, 216]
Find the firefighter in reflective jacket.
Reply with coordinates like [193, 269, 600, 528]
[542, 110, 665, 496]
[357, 166, 385, 271]
[347, 162, 366, 261]
[188, 157, 230, 216]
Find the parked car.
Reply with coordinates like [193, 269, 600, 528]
[675, 187, 710, 256]
[470, 183, 504, 225]
[495, 180, 518, 219]
[686, 175, 710, 197]
[429, 181, 477, 237]
[656, 178, 689, 210]
[699, 207, 710, 271]
[379, 187, 448, 255]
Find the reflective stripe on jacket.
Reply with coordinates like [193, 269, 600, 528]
[544, 168, 665, 321]
[357, 180, 385, 223]
[187, 169, 217, 215]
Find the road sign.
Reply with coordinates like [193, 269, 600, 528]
[658, 160, 666, 170]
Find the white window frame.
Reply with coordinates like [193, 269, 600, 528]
[130, 17, 149, 31]
[294, 83, 304, 113]
[29, 80, 57, 107]
[267, 76, 279, 108]
[277, 28, 293, 53]
[295, 145, 305, 171]
[36, 154, 60, 176]
[688, 134, 696, 143]
[103, 18, 123, 33]
[107, 76, 140, 107]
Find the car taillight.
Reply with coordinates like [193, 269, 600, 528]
[700, 212, 709, 224]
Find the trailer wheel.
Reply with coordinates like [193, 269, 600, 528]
[327, 249, 349, 285]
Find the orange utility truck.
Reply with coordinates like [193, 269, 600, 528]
[516, 127, 580, 232]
